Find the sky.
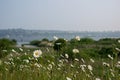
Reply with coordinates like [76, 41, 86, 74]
[0, 0, 120, 31]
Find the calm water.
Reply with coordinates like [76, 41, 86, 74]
[0, 29, 120, 44]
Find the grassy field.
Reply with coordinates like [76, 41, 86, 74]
[0, 38, 120, 80]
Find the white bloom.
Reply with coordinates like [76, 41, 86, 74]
[2, 50, 7, 52]
[95, 78, 101, 80]
[33, 50, 42, 58]
[12, 49, 16, 53]
[75, 36, 80, 41]
[72, 49, 79, 53]
[108, 54, 113, 60]
[23, 59, 29, 63]
[81, 58, 85, 63]
[90, 58, 95, 63]
[80, 64, 86, 72]
[19, 48, 23, 51]
[56, 43, 61, 45]
[53, 36, 58, 40]
[115, 48, 120, 52]
[88, 65, 93, 71]
[103, 62, 110, 67]
[65, 54, 69, 58]
[74, 58, 79, 61]
[66, 77, 72, 80]
[118, 40, 120, 43]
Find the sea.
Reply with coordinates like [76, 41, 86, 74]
[0, 29, 120, 45]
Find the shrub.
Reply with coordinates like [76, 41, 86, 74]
[53, 38, 66, 51]
[0, 38, 15, 58]
[30, 40, 41, 46]
[98, 47, 114, 58]
[80, 38, 95, 44]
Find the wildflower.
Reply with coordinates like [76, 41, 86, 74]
[66, 77, 72, 80]
[56, 43, 61, 45]
[90, 58, 95, 63]
[23, 59, 29, 63]
[33, 50, 42, 58]
[88, 65, 93, 71]
[75, 36, 80, 41]
[80, 64, 86, 72]
[81, 58, 85, 63]
[103, 62, 110, 67]
[108, 54, 113, 60]
[2, 50, 7, 52]
[115, 61, 120, 68]
[12, 49, 16, 53]
[53, 36, 58, 40]
[74, 58, 79, 61]
[34, 63, 42, 68]
[95, 78, 101, 80]
[19, 48, 23, 51]
[115, 48, 120, 52]
[70, 64, 74, 68]
[65, 54, 69, 58]
[72, 49, 79, 53]
[118, 40, 120, 43]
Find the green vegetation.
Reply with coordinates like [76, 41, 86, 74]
[0, 38, 17, 58]
[0, 37, 120, 80]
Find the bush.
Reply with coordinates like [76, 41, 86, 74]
[30, 40, 41, 46]
[0, 38, 15, 58]
[98, 47, 114, 58]
[53, 38, 66, 51]
[80, 38, 95, 44]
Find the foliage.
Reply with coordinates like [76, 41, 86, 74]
[30, 40, 41, 46]
[0, 38, 16, 58]
[53, 38, 66, 51]
[98, 47, 114, 57]
[80, 38, 95, 44]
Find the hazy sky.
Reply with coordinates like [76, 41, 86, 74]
[0, 0, 120, 31]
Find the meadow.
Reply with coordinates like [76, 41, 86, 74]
[0, 37, 120, 80]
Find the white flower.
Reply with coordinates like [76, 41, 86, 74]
[90, 58, 95, 63]
[53, 36, 58, 40]
[19, 48, 23, 51]
[95, 78, 101, 80]
[108, 54, 113, 60]
[88, 65, 93, 71]
[75, 36, 80, 41]
[72, 49, 79, 53]
[65, 54, 69, 58]
[81, 58, 85, 63]
[115, 48, 120, 52]
[66, 77, 72, 80]
[12, 49, 16, 53]
[74, 58, 79, 61]
[80, 64, 86, 72]
[103, 62, 110, 67]
[118, 40, 120, 43]
[23, 59, 29, 63]
[33, 50, 42, 58]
